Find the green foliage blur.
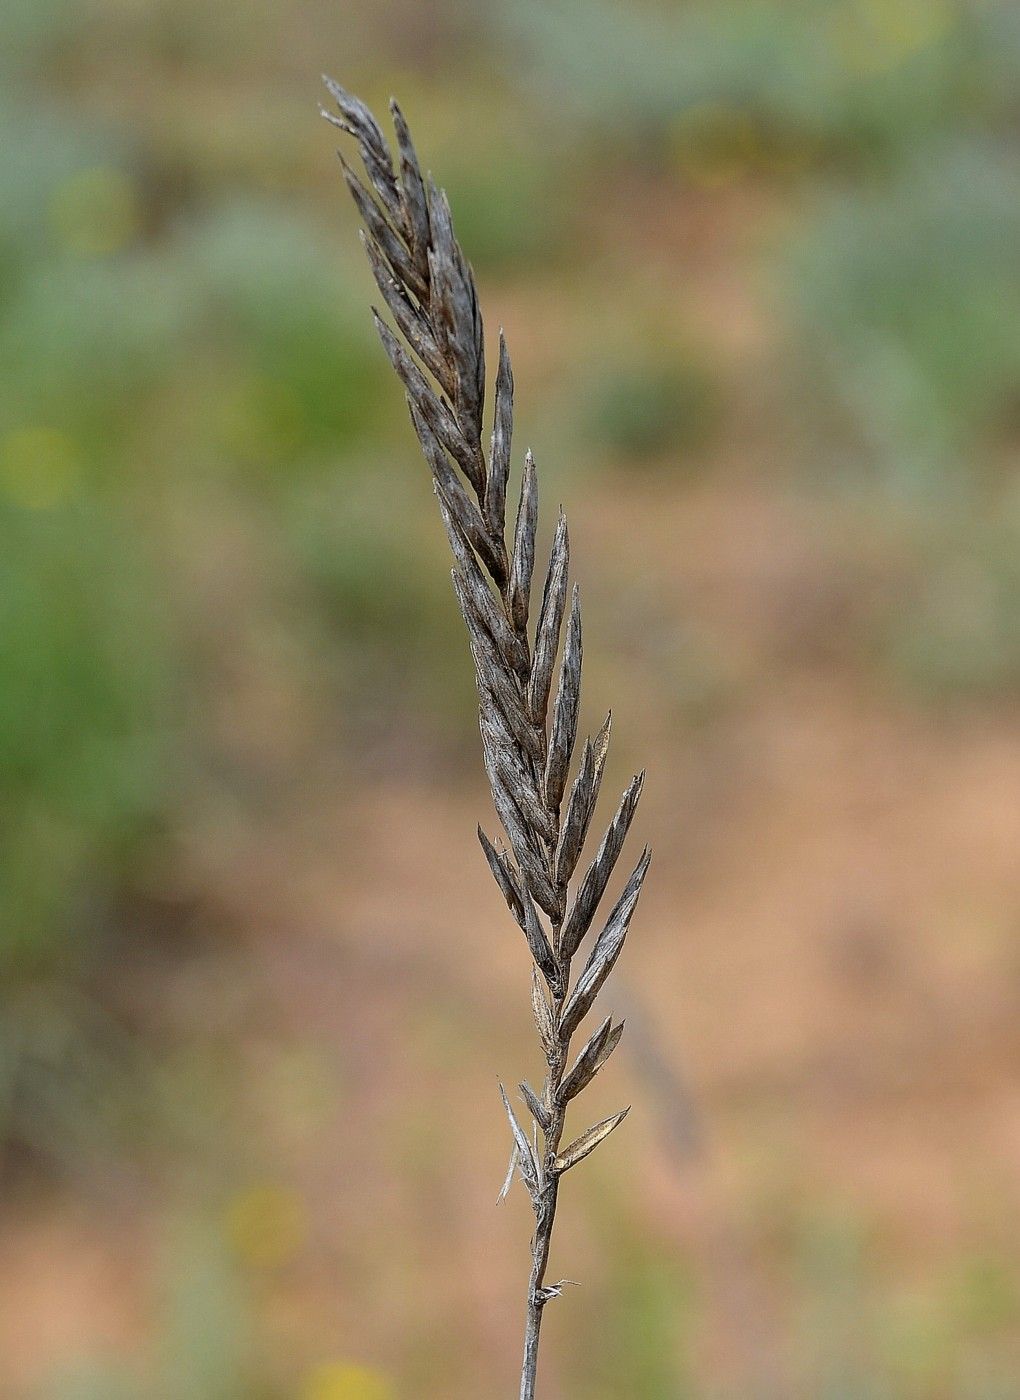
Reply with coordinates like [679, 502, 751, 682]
[1, 0, 1018, 1394]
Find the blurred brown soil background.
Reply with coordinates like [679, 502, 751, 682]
[2, 2, 1019, 1397]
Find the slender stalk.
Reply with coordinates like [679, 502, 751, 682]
[323, 80, 652, 1397]
[521, 1177, 558, 1400]
[521, 970, 566, 1400]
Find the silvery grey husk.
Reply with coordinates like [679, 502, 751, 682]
[322, 79, 651, 1400]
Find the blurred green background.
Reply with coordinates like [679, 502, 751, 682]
[2, 1, 1020, 1396]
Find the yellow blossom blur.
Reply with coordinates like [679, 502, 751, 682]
[49, 166, 140, 257]
[831, 0, 955, 76]
[301, 1362, 394, 1400]
[225, 1183, 307, 1270]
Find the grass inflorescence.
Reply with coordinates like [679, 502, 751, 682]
[322, 79, 651, 1399]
